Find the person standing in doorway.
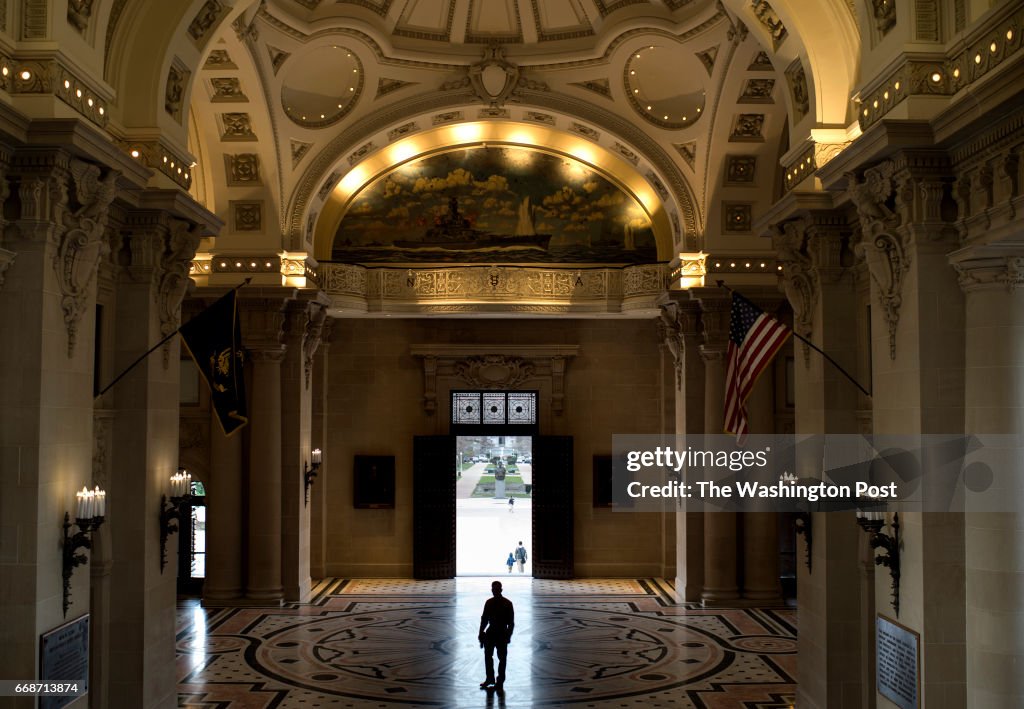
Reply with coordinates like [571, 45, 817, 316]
[478, 580, 514, 692]
[506, 552, 514, 574]
[515, 541, 527, 573]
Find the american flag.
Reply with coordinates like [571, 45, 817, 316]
[723, 292, 791, 438]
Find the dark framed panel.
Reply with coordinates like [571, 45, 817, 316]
[449, 390, 539, 435]
[354, 455, 396, 509]
[593, 455, 614, 508]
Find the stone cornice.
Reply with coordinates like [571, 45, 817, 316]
[318, 262, 667, 317]
[949, 242, 1024, 293]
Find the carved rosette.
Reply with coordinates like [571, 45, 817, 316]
[54, 160, 119, 357]
[772, 221, 816, 366]
[454, 356, 536, 389]
[155, 219, 202, 367]
[848, 164, 907, 360]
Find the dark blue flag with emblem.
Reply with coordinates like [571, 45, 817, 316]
[180, 289, 248, 436]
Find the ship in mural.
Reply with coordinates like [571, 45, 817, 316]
[393, 196, 551, 251]
[331, 146, 657, 264]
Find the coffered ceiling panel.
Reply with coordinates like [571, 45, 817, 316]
[395, 0, 456, 40]
[466, 0, 522, 43]
[534, 0, 593, 41]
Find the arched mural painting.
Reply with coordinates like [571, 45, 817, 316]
[331, 146, 657, 263]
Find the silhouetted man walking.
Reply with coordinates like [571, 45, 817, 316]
[478, 580, 514, 692]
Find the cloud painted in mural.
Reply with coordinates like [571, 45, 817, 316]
[331, 146, 656, 263]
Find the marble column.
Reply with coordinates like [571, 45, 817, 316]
[660, 299, 705, 602]
[852, 161, 967, 708]
[107, 212, 201, 709]
[203, 403, 243, 601]
[952, 248, 1024, 708]
[241, 296, 289, 602]
[775, 212, 864, 709]
[310, 318, 334, 580]
[697, 295, 739, 604]
[280, 298, 327, 602]
[743, 369, 782, 603]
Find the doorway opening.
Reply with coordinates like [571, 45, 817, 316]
[455, 435, 532, 576]
[177, 478, 206, 595]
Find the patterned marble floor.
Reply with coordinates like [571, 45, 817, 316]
[176, 578, 796, 708]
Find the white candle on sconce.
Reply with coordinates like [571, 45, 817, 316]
[95, 486, 106, 517]
[76, 487, 89, 519]
[312, 448, 322, 465]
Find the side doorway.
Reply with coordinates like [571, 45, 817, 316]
[177, 479, 206, 595]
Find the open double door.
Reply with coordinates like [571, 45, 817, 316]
[412, 435, 573, 579]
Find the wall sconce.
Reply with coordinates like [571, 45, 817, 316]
[856, 499, 901, 616]
[304, 448, 322, 506]
[63, 486, 107, 617]
[781, 473, 812, 573]
[159, 469, 192, 573]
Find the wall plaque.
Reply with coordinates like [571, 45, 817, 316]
[876, 615, 919, 709]
[40, 614, 89, 709]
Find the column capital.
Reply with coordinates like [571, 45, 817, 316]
[950, 244, 1024, 293]
[239, 292, 294, 352]
[657, 299, 701, 389]
[696, 294, 731, 358]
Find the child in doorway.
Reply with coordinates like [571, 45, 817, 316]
[506, 552, 515, 574]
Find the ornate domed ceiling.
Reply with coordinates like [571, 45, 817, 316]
[281, 0, 712, 50]
[188, 0, 794, 266]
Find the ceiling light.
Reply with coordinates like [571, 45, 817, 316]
[975, 53, 982, 64]
[894, 81, 901, 90]
[1007, 29, 1013, 40]
[64, 80, 70, 89]
[98, 107, 104, 114]
[19, 70, 31, 80]
[130, 149, 140, 158]
[76, 89, 82, 98]
[930, 72, 942, 82]
[990, 41, 997, 52]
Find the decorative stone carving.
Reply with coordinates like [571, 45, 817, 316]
[0, 247, 14, 289]
[675, 141, 697, 169]
[726, 156, 756, 184]
[723, 203, 753, 232]
[302, 305, 328, 389]
[204, 50, 235, 68]
[570, 79, 611, 97]
[646, 172, 669, 201]
[266, 45, 290, 74]
[155, 219, 202, 367]
[696, 45, 719, 75]
[388, 122, 419, 142]
[165, 63, 188, 121]
[570, 122, 600, 141]
[225, 154, 260, 185]
[873, 0, 896, 35]
[468, 45, 520, 107]
[377, 77, 414, 96]
[55, 160, 119, 357]
[210, 77, 247, 102]
[318, 171, 342, 201]
[525, 111, 556, 125]
[455, 356, 537, 389]
[188, 0, 224, 41]
[750, 0, 787, 49]
[786, 60, 809, 119]
[232, 201, 262, 231]
[772, 220, 816, 366]
[612, 142, 639, 165]
[348, 141, 376, 165]
[412, 345, 578, 415]
[92, 414, 111, 487]
[432, 111, 463, 125]
[953, 254, 1024, 292]
[730, 114, 765, 141]
[848, 163, 906, 359]
[657, 303, 685, 389]
[221, 113, 255, 140]
[740, 78, 775, 103]
[67, 0, 93, 32]
[749, 51, 773, 70]
[478, 107, 509, 119]
[290, 140, 312, 167]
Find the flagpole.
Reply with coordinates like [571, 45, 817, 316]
[715, 280, 872, 399]
[94, 278, 252, 399]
